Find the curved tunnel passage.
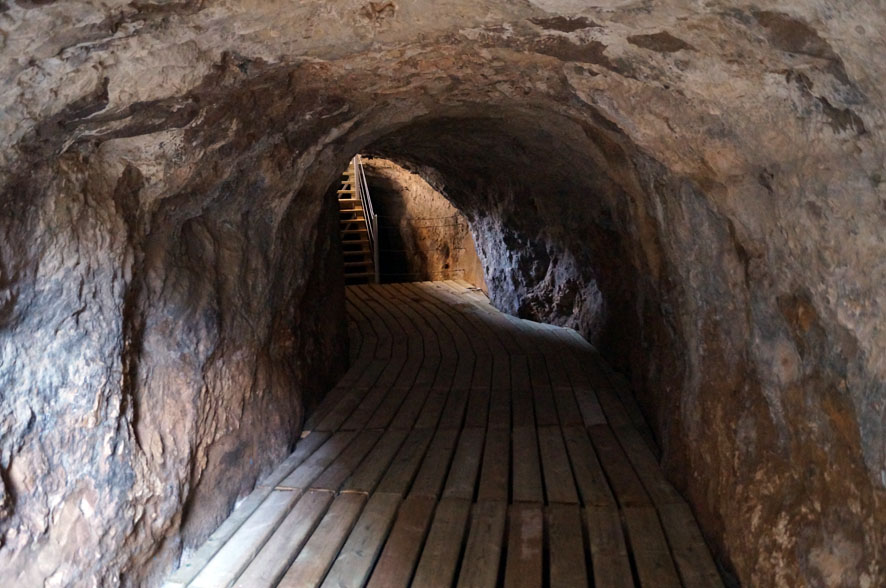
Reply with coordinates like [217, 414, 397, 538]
[1, 3, 883, 587]
[168, 281, 721, 587]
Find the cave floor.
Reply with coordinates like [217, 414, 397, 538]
[165, 281, 723, 588]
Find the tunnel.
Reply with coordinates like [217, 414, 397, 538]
[0, 2, 883, 587]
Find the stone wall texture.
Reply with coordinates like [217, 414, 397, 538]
[0, 1, 883, 586]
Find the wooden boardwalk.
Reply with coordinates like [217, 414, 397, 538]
[165, 281, 723, 588]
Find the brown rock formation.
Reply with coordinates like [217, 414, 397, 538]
[0, 1, 883, 586]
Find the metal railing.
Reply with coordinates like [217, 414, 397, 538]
[353, 155, 380, 283]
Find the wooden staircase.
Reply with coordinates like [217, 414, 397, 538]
[338, 160, 377, 284]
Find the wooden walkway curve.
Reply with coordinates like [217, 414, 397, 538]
[165, 281, 723, 588]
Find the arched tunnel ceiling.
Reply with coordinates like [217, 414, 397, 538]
[0, 1, 884, 587]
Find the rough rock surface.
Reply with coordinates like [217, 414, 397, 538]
[361, 157, 486, 287]
[0, 1, 883, 586]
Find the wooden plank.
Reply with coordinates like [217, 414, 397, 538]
[552, 386, 584, 427]
[376, 427, 434, 496]
[456, 500, 508, 588]
[468, 353, 493, 392]
[491, 352, 511, 392]
[430, 351, 458, 391]
[277, 493, 367, 588]
[350, 360, 387, 391]
[433, 282, 507, 357]
[412, 498, 472, 588]
[166, 435, 332, 585]
[404, 284, 474, 398]
[257, 432, 331, 488]
[410, 427, 460, 498]
[598, 359, 658, 448]
[412, 385, 447, 430]
[573, 385, 607, 427]
[314, 387, 369, 432]
[510, 355, 534, 427]
[583, 360, 633, 429]
[390, 283, 453, 350]
[442, 427, 486, 500]
[305, 386, 358, 435]
[346, 287, 392, 361]
[537, 426, 579, 504]
[392, 286, 457, 406]
[512, 426, 544, 504]
[561, 426, 616, 507]
[547, 504, 588, 588]
[365, 386, 412, 430]
[585, 505, 634, 588]
[362, 283, 423, 358]
[367, 495, 437, 588]
[404, 283, 477, 358]
[320, 493, 402, 588]
[341, 386, 394, 431]
[658, 501, 725, 587]
[234, 490, 334, 588]
[588, 425, 650, 507]
[312, 391, 357, 433]
[613, 424, 682, 506]
[347, 320, 362, 364]
[477, 426, 510, 502]
[623, 506, 682, 588]
[189, 489, 304, 588]
[529, 354, 558, 427]
[343, 428, 409, 494]
[166, 491, 269, 587]
[390, 385, 432, 430]
[277, 431, 356, 490]
[542, 346, 572, 391]
[381, 285, 437, 391]
[488, 386, 511, 429]
[437, 387, 470, 430]
[310, 429, 382, 492]
[355, 293, 408, 391]
[463, 386, 490, 428]
[451, 352, 477, 392]
[503, 504, 543, 588]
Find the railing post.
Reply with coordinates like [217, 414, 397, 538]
[371, 215, 380, 283]
[353, 155, 380, 283]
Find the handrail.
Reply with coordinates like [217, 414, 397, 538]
[353, 155, 380, 283]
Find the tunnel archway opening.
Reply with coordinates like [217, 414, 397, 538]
[306, 101, 707, 457]
[331, 155, 487, 287]
[296, 102, 755, 583]
[3, 5, 881, 582]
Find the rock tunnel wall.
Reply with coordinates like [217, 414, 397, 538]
[361, 157, 486, 288]
[0, 1, 884, 586]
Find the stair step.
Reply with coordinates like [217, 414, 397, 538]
[340, 218, 367, 223]
[338, 199, 361, 204]
[344, 261, 372, 268]
[342, 228, 368, 234]
[344, 272, 376, 279]
[337, 189, 356, 194]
